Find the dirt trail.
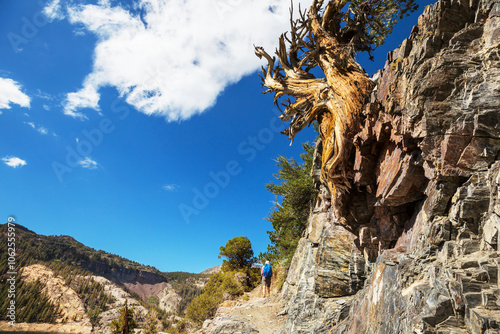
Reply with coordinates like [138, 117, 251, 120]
[196, 289, 286, 334]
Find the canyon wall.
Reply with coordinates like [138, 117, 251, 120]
[280, 0, 500, 332]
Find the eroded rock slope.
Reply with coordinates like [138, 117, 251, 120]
[280, 0, 500, 333]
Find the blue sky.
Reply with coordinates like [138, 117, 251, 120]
[0, 0, 435, 273]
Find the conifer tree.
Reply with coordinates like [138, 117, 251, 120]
[261, 143, 316, 263]
[109, 300, 137, 334]
[256, 0, 418, 197]
[218, 236, 257, 271]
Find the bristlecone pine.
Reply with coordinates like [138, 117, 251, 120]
[256, 0, 417, 198]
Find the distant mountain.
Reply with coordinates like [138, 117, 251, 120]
[0, 223, 165, 281]
[199, 264, 264, 275]
[0, 223, 207, 332]
[199, 265, 222, 275]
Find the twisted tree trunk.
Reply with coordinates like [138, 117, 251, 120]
[256, 0, 374, 197]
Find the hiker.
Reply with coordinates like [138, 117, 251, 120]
[261, 260, 272, 297]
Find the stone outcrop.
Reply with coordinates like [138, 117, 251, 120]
[90, 275, 148, 334]
[4, 266, 150, 334]
[280, 0, 500, 333]
[157, 283, 183, 313]
[21, 264, 90, 326]
[1, 264, 93, 333]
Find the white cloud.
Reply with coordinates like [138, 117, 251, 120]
[0, 77, 30, 110]
[44, 0, 65, 21]
[25, 121, 35, 129]
[2, 156, 27, 168]
[52, 0, 310, 120]
[78, 157, 99, 169]
[163, 184, 179, 192]
[64, 84, 99, 118]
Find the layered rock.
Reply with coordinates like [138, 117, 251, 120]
[280, 0, 500, 332]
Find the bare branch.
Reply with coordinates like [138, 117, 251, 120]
[256, 0, 375, 197]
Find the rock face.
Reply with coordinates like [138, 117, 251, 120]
[9, 266, 150, 334]
[9, 264, 93, 333]
[21, 264, 90, 326]
[90, 275, 148, 334]
[280, 0, 500, 333]
[157, 283, 183, 313]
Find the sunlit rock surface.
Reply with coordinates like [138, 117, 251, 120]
[280, 0, 500, 332]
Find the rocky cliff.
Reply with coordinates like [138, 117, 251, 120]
[280, 0, 500, 333]
[89, 274, 149, 333]
[21, 264, 89, 326]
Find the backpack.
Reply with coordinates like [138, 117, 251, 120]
[262, 264, 272, 278]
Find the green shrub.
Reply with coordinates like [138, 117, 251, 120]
[203, 271, 243, 298]
[185, 293, 222, 324]
[185, 269, 260, 325]
[147, 296, 159, 305]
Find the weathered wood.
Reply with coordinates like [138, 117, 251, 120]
[255, 0, 374, 197]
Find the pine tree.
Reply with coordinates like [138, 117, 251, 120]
[109, 300, 137, 334]
[261, 143, 317, 264]
[218, 237, 257, 271]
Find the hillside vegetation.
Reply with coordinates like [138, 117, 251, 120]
[0, 223, 205, 331]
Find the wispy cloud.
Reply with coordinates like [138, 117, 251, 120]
[2, 156, 27, 168]
[48, 0, 310, 120]
[163, 184, 179, 192]
[37, 126, 49, 135]
[0, 77, 30, 110]
[35, 89, 54, 101]
[24, 121, 55, 136]
[78, 157, 100, 170]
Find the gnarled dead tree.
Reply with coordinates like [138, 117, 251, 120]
[256, 0, 417, 197]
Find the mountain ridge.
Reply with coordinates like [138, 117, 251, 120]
[0, 222, 207, 332]
[0, 222, 203, 281]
